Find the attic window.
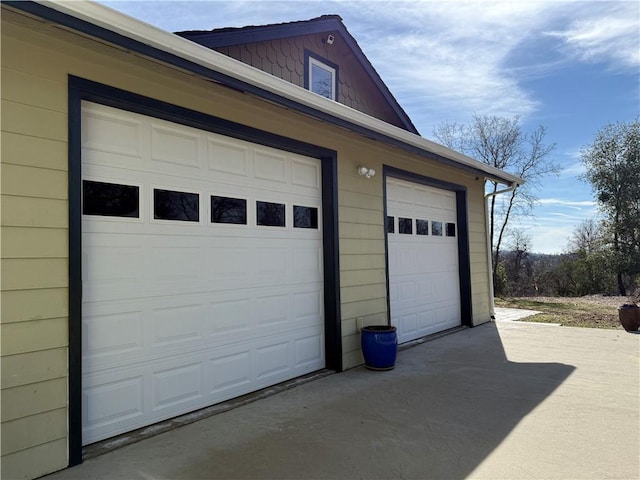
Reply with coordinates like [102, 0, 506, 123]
[306, 52, 337, 100]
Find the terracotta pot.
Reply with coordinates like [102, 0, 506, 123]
[618, 305, 640, 332]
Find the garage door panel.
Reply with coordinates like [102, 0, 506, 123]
[82, 109, 143, 159]
[152, 245, 204, 283]
[294, 334, 324, 368]
[209, 352, 252, 395]
[83, 243, 145, 286]
[83, 324, 324, 442]
[83, 372, 145, 432]
[254, 149, 287, 183]
[292, 158, 321, 189]
[397, 313, 418, 337]
[150, 124, 201, 168]
[293, 290, 323, 322]
[208, 248, 255, 283]
[255, 246, 289, 277]
[387, 177, 461, 343]
[207, 138, 250, 177]
[82, 102, 325, 445]
[417, 311, 433, 331]
[151, 304, 205, 348]
[83, 310, 144, 362]
[255, 341, 290, 380]
[209, 297, 252, 337]
[254, 294, 288, 328]
[293, 247, 323, 277]
[152, 362, 204, 411]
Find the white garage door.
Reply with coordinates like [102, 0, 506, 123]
[81, 102, 324, 445]
[386, 177, 461, 344]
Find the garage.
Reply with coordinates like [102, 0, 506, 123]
[386, 176, 462, 343]
[81, 101, 326, 444]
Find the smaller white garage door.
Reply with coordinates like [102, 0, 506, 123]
[386, 177, 461, 344]
[81, 102, 325, 444]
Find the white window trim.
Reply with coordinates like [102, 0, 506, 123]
[308, 56, 336, 100]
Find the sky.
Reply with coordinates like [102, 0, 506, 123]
[98, 0, 640, 254]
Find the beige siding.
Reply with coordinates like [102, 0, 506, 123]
[1, 439, 68, 480]
[2, 131, 67, 171]
[1, 378, 67, 423]
[1, 7, 493, 478]
[2, 227, 67, 258]
[2, 408, 67, 456]
[1, 288, 68, 324]
[1, 66, 68, 112]
[1, 12, 71, 480]
[1, 349, 67, 389]
[1, 318, 68, 356]
[1, 258, 68, 290]
[0, 195, 68, 228]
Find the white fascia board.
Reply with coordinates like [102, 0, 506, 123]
[37, 0, 523, 186]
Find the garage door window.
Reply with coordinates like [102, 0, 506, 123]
[211, 196, 247, 224]
[294, 205, 318, 229]
[154, 188, 199, 222]
[257, 201, 285, 227]
[387, 216, 395, 233]
[399, 217, 413, 234]
[446, 222, 456, 237]
[416, 219, 429, 235]
[431, 221, 443, 236]
[82, 180, 139, 218]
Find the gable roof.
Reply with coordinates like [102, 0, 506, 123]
[3, 0, 523, 187]
[176, 15, 420, 135]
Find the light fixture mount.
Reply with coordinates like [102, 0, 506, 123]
[358, 165, 376, 179]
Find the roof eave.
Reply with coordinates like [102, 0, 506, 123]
[5, 0, 523, 187]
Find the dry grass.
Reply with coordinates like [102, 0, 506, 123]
[495, 295, 632, 329]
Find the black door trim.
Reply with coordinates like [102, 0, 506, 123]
[382, 166, 473, 334]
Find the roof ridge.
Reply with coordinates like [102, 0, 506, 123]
[175, 14, 344, 36]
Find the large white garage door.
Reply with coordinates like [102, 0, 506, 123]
[386, 177, 461, 344]
[81, 102, 324, 444]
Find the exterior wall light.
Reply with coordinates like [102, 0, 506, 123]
[358, 165, 376, 179]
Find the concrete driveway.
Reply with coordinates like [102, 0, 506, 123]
[46, 321, 639, 480]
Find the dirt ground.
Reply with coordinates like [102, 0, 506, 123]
[495, 294, 635, 329]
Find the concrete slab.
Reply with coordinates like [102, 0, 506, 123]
[494, 306, 542, 322]
[44, 322, 639, 480]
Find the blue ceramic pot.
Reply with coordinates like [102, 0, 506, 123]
[361, 325, 398, 370]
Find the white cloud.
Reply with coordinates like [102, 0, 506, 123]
[559, 160, 586, 178]
[527, 224, 576, 253]
[98, 1, 638, 131]
[343, 2, 552, 130]
[537, 198, 595, 208]
[545, 2, 640, 71]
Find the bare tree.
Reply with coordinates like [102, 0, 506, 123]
[502, 229, 534, 296]
[568, 218, 604, 254]
[434, 115, 558, 286]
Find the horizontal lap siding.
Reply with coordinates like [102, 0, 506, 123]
[1, 8, 492, 478]
[1, 15, 71, 480]
[467, 188, 491, 324]
[335, 147, 387, 368]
